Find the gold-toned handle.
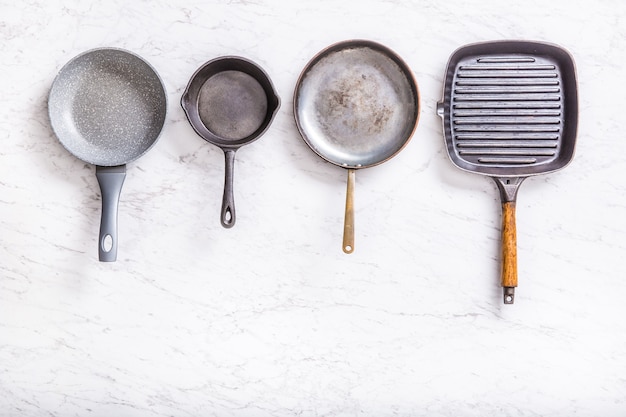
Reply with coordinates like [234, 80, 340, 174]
[501, 201, 518, 303]
[342, 169, 355, 254]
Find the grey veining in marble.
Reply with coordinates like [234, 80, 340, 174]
[1, 0, 626, 416]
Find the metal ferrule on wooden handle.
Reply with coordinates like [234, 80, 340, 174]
[501, 201, 517, 304]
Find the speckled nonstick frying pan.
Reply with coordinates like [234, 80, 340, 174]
[294, 40, 419, 254]
[48, 48, 167, 262]
[436, 40, 578, 303]
[181, 57, 280, 228]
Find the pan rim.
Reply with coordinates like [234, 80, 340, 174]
[437, 39, 578, 178]
[48, 47, 168, 167]
[293, 39, 420, 170]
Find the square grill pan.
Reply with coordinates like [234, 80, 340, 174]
[437, 40, 578, 304]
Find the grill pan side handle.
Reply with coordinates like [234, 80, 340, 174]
[493, 177, 526, 304]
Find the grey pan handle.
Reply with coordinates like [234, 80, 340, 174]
[221, 150, 237, 228]
[95, 165, 126, 262]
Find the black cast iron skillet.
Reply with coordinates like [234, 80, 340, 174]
[48, 48, 167, 262]
[294, 40, 420, 254]
[437, 40, 578, 303]
[181, 57, 280, 228]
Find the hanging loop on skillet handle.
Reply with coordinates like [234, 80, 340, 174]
[493, 177, 525, 304]
[96, 165, 127, 262]
[343, 169, 356, 254]
[221, 149, 237, 228]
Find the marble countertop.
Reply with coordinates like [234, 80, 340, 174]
[2, 0, 625, 416]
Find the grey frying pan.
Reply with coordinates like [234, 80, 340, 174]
[181, 57, 280, 228]
[48, 48, 167, 262]
[294, 40, 419, 253]
[437, 40, 578, 303]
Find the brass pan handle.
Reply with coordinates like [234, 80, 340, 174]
[342, 169, 355, 254]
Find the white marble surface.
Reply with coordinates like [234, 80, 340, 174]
[1, 0, 625, 415]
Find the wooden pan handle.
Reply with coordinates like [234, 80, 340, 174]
[501, 201, 517, 303]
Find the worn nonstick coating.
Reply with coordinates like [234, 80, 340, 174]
[437, 40, 578, 303]
[294, 39, 419, 253]
[48, 48, 167, 262]
[181, 56, 280, 228]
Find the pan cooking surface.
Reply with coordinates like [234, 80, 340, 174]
[451, 54, 565, 166]
[198, 70, 268, 140]
[48, 49, 167, 166]
[441, 41, 577, 177]
[295, 45, 417, 168]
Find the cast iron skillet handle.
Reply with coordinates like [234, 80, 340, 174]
[343, 169, 356, 254]
[95, 165, 127, 262]
[493, 177, 525, 304]
[221, 149, 237, 228]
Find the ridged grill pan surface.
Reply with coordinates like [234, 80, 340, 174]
[439, 41, 577, 177]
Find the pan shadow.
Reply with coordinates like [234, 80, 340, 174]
[277, 91, 344, 187]
[431, 138, 508, 310]
[31, 83, 102, 276]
